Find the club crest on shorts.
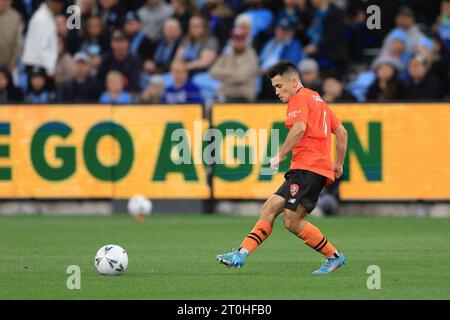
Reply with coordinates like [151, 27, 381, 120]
[290, 183, 299, 196]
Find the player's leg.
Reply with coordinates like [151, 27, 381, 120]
[216, 194, 284, 268]
[283, 170, 345, 274]
[283, 204, 345, 275]
[284, 205, 339, 258]
[238, 194, 285, 255]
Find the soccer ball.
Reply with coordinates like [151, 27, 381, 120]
[94, 244, 128, 275]
[127, 195, 153, 219]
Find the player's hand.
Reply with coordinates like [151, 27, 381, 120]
[269, 155, 281, 170]
[334, 163, 343, 179]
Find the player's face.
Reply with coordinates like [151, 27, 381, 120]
[271, 75, 295, 103]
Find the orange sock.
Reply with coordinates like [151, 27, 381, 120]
[298, 222, 338, 258]
[239, 219, 272, 254]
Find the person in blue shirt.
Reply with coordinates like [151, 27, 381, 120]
[99, 70, 132, 104]
[259, 18, 304, 71]
[258, 18, 304, 100]
[162, 62, 203, 104]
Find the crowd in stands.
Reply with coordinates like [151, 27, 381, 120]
[0, 0, 449, 105]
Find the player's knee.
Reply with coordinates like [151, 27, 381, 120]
[283, 212, 302, 233]
[259, 206, 277, 221]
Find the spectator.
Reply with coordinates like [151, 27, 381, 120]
[97, 30, 141, 92]
[86, 44, 102, 77]
[259, 18, 304, 71]
[99, 70, 132, 104]
[298, 58, 321, 93]
[426, 33, 450, 98]
[209, 27, 258, 102]
[60, 52, 101, 102]
[54, 14, 80, 55]
[174, 15, 219, 76]
[138, 0, 174, 49]
[366, 56, 404, 102]
[75, 0, 99, 24]
[401, 52, 443, 101]
[433, 0, 450, 54]
[304, 0, 348, 75]
[0, 0, 23, 72]
[0, 66, 23, 103]
[381, 6, 424, 55]
[201, 0, 235, 50]
[98, 0, 126, 32]
[378, 29, 410, 73]
[241, 0, 273, 40]
[171, 0, 197, 34]
[12, 0, 40, 29]
[54, 35, 75, 90]
[144, 18, 183, 76]
[258, 18, 304, 100]
[277, 0, 300, 26]
[22, 0, 64, 78]
[322, 75, 357, 103]
[123, 11, 155, 63]
[294, 0, 315, 46]
[140, 74, 165, 103]
[163, 61, 202, 104]
[25, 66, 57, 103]
[222, 13, 254, 53]
[78, 15, 111, 55]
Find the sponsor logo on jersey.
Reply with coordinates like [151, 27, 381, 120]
[287, 110, 301, 119]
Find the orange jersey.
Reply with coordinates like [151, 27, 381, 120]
[285, 87, 341, 184]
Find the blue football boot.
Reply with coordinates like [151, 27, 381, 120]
[216, 249, 247, 269]
[312, 253, 346, 275]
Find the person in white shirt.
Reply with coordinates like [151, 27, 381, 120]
[22, 0, 65, 82]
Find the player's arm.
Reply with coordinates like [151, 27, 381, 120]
[270, 121, 306, 169]
[333, 124, 348, 179]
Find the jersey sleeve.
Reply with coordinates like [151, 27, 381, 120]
[286, 95, 308, 128]
[330, 108, 341, 132]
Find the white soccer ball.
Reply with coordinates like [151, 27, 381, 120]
[127, 195, 153, 216]
[94, 244, 128, 275]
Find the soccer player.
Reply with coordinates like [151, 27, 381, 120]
[216, 61, 348, 275]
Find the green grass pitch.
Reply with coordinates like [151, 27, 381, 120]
[0, 214, 449, 299]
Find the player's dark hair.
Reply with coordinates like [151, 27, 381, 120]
[266, 61, 300, 79]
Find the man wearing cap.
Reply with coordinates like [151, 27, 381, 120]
[258, 18, 304, 99]
[97, 30, 141, 92]
[382, 6, 425, 54]
[209, 27, 258, 102]
[60, 52, 101, 102]
[123, 11, 154, 63]
[22, 0, 64, 78]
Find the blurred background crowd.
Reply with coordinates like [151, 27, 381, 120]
[0, 0, 449, 105]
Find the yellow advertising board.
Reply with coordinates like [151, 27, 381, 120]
[0, 105, 209, 199]
[212, 103, 450, 200]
